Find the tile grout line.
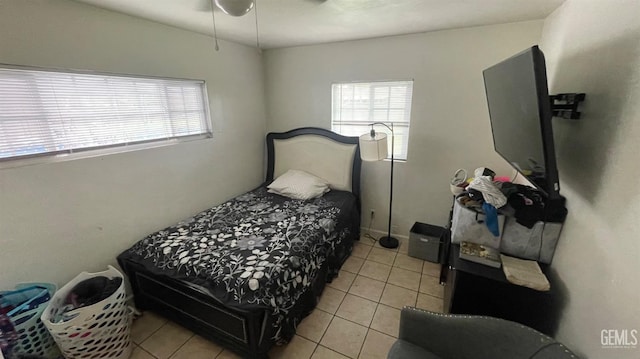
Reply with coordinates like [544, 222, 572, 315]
[419, 291, 445, 300]
[417, 274, 445, 299]
[357, 301, 381, 358]
[135, 318, 169, 352]
[308, 317, 335, 358]
[318, 293, 402, 338]
[211, 348, 221, 359]
[359, 254, 426, 275]
[318, 304, 388, 338]
[135, 344, 159, 359]
[356, 272, 389, 282]
[316, 282, 352, 358]
[309, 345, 320, 359]
[155, 295, 405, 355]
[370, 304, 401, 338]
[357, 249, 394, 359]
[295, 306, 335, 344]
[213, 347, 229, 359]
[364, 252, 397, 267]
[167, 332, 195, 359]
[422, 272, 441, 278]
[137, 317, 196, 359]
[139, 240, 429, 359]
[316, 259, 383, 359]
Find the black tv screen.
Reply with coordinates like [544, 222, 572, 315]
[483, 46, 560, 199]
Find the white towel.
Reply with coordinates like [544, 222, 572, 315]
[468, 176, 507, 208]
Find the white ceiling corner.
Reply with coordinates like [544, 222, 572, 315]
[72, 0, 565, 49]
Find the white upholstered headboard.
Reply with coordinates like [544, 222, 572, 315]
[266, 128, 361, 197]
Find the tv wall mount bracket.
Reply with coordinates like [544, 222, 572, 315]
[550, 93, 586, 120]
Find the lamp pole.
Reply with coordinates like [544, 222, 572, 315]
[369, 122, 397, 248]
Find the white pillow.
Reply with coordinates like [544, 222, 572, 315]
[268, 169, 330, 200]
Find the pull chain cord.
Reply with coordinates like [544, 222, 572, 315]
[254, 0, 261, 52]
[210, 0, 220, 51]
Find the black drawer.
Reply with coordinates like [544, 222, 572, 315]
[136, 273, 248, 343]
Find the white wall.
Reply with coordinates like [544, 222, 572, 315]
[0, 0, 266, 287]
[539, 1, 640, 358]
[263, 21, 542, 235]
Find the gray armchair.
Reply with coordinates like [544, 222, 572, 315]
[388, 307, 579, 359]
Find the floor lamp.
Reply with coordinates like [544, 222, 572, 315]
[359, 123, 399, 249]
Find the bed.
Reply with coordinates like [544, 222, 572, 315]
[117, 127, 362, 358]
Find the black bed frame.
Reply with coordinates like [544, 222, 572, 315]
[266, 127, 362, 200]
[119, 127, 362, 358]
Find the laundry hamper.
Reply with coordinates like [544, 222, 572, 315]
[41, 266, 133, 359]
[0, 283, 60, 359]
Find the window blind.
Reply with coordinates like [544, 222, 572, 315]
[0, 66, 212, 161]
[331, 80, 413, 160]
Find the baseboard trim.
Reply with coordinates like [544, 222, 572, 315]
[360, 227, 409, 241]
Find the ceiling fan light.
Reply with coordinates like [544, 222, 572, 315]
[214, 0, 255, 17]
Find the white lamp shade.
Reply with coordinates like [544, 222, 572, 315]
[215, 0, 254, 16]
[359, 132, 388, 161]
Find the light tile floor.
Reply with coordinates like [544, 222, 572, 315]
[129, 237, 445, 359]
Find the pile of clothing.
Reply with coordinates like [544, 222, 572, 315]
[51, 277, 122, 323]
[456, 167, 566, 236]
[0, 312, 17, 357]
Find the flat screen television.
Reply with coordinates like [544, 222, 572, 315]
[483, 45, 561, 200]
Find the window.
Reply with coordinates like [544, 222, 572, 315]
[0, 66, 212, 161]
[331, 80, 413, 160]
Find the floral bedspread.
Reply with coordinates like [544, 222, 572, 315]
[119, 186, 358, 343]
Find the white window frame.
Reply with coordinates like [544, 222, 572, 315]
[331, 80, 413, 161]
[0, 64, 213, 167]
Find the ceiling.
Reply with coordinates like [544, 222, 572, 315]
[73, 0, 565, 49]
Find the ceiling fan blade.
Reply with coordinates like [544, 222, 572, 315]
[198, 0, 327, 14]
[215, 0, 255, 17]
[196, 0, 212, 12]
